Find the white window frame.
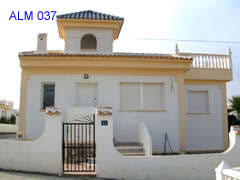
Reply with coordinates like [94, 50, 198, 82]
[80, 34, 97, 51]
[40, 82, 55, 110]
[119, 82, 166, 112]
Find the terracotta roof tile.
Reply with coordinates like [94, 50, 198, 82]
[57, 10, 124, 21]
[19, 51, 192, 61]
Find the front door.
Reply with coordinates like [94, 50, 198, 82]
[76, 83, 97, 106]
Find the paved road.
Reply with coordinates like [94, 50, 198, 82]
[0, 123, 17, 139]
[0, 170, 117, 180]
[0, 133, 16, 139]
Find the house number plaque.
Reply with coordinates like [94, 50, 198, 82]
[101, 120, 108, 126]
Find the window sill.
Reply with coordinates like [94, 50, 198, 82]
[119, 109, 167, 112]
[187, 112, 211, 115]
[80, 49, 97, 51]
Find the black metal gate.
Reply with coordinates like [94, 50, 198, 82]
[63, 115, 95, 172]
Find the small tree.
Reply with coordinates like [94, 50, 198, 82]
[228, 96, 240, 131]
[228, 114, 237, 132]
[229, 96, 240, 121]
[0, 116, 6, 124]
[9, 115, 16, 124]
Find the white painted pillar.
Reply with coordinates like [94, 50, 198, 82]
[228, 47, 232, 69]
[45, 107, 62, 124]
[175, 43, 179, 55]
[45, 107, 63, 175]
[95, 106, 113, 148]
[95, 107, 114, 175]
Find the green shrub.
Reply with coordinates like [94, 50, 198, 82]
[0, 115, 15, 124]
[228, 114, 240, 132]
[9, 115, 16, 124]
[0, 116, 6, 123]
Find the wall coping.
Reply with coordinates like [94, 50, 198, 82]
[45, 107, 62, 116]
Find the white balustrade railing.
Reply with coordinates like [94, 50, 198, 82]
[179, 53, 232, 69]
[215, 161, 240, 180]
[175, 44, 232, 69]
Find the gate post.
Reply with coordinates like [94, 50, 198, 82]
[45, 107, 63, 175]
[95, 106, 114, 174]
[95, 107, 113, 148]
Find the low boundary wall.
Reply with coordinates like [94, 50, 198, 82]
[0, 111, 62, 174]
[96, 107, 240, 180]
[215, 161, 240, 180]
[0, 106, 239, 180]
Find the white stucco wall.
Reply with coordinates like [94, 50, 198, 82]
[64, 28, 113, 53]
[185, 85, 224, 151]
[0, 112, 62, 174]
[96, 107, 240, 180]
[67, 106, 96, 122]
[25, 74, 180, 152]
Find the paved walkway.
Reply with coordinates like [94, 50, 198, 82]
[0, 170, 117, 180]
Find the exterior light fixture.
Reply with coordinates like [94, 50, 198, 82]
[83, 74, 89, 79]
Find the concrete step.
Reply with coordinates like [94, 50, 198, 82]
[121, 152, 145, 156]
[114, 142, 145, 156]
[115, 145, 144, 150]
[114, 142, 142, 146]
[116, 148, 144, 153]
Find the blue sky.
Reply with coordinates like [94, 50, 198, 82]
[0, 0, 239, 108]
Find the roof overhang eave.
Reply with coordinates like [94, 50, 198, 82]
[56, 18, 124, 40]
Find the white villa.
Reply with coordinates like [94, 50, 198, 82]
[0, 100, 14, 119]
[18, 10, 232, 154]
